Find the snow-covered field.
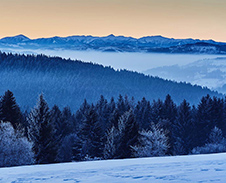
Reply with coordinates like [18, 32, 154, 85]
[1, 153, 226, 183]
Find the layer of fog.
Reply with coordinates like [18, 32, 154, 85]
[1, 48, 225, 72]
[2, 48, 226, 93]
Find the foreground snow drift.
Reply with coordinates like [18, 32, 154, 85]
[1, 153, 226, 183]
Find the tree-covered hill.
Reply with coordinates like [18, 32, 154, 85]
[0, 52, 222, 110]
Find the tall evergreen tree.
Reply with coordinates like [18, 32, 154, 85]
[150, 99, 164, 124]
[95, 95, 109, 130]
[61, 106, 74, 136]
[162, 94, 177, 154]
[80, 104, 104, 159]
[116, 109, 139, 158]
[117, 95, 126, 116]
[28, 94, 57, 164]
[174, 99, 194, 154]
[196, 94, 213, 146]
[75, 99, 90, 131]
[0, 90, 22, 130]
[135, 97, 151, 130]
[211, 97, 225, 134]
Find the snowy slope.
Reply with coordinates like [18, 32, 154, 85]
[1, 153, 226, 183]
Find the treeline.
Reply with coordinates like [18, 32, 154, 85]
[0, 90, 226, 167]
[0, 51, 221, 111]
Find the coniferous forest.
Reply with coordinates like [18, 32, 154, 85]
[1, 90, 226, 167]
[0, 52, 222, 111]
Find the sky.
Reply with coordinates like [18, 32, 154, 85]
[0, 0, 226, 41]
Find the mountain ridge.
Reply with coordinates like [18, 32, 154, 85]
[1, 34, 226, 54]
[0, 51, 222, 110]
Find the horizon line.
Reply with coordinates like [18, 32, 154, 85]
[0, 33, 224, 43]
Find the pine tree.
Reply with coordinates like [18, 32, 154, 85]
[28, 94, 57, 164]
[211, 97, 225, 134]
[135, 97, 151, 130]
[0, 90, 22, 130]
[95, 95, 109, 130]
[174, 99, 194, 155]
[61, 106, 74, 136]
[75, 99, 90, 131]
[196, 95, 213, 146]
[150, 99, 164, 124]
[50, 105, 62, 137]
[80, 104, 104, 159]
[116, 109, 139, 158]
[117, 95, 127, 116]
[162, 94, 177, 154]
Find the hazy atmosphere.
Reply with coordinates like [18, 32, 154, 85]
[1, 0, 226, 182]
[1, 0, 226, 41]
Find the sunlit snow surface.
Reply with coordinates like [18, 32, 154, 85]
[0, 153, 226, 183]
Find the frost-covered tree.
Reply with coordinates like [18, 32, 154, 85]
[208, 126, 224, 144]
[0, 121, 33, 167]
[192, 126, 226, 154]
[104, 125, 118, 159]
[28, 94, 57, 164]
[132, 123, 169, 157]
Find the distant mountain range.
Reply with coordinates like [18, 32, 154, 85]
[1, 34, 226, 54]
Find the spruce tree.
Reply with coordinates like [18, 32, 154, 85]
[162, 94, 177, 154]
[196, 95, 213, 146]
[211, 97, 225, 134]
[80, 104, 104, 159]
[150, 99, 164, 124]
[0, 90, 22, 130]
[75, 99, 90, 131]
[135, 97, 151, 130]
[95, 95, 109, 130]
[61, 106, 74, 136]
[174, 99, 194, 154]
[116, 109, 139, 158]
[28, 94, 57, 164]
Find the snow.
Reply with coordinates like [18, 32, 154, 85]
[1, 153, 226, 182]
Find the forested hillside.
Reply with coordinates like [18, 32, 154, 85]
[0, 52, 221, 110]
[1, 91, 226, 167]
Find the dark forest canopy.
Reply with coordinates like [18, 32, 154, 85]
[1, 91, 226, 167]
[0, 51, 222, 110]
